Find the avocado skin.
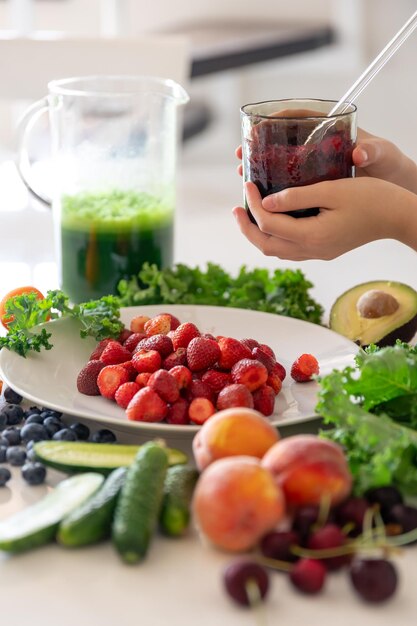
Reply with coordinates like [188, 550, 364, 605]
[330, 280, 417, 348]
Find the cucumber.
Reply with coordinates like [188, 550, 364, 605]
[112, 441, 168, 564]
[159, 466, 199, 537]
[0, 473, 103, 553]
[57, 467, 127, 547]
[34, 440, 187, 474]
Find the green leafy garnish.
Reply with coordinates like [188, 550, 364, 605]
[0, 290, 124, 357]
[317, 342, 417, 495]
[117, 263, 323, 324]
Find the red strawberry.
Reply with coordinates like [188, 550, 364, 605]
[231, 358, 268, 392]
[252, 346, 276, 372]
[217, 337, 252, 370]
[160, 312, 181, 330]
[290, 354, 319, 382]
[216, 383, 254, 410]
[272, 361, 286, 382]
[129, 315, 150, 333]
[132, 349, 162, 373]
[166, 397, 190, 425]
[188, 398, 216, 425]
[123, 332, 146, 352]
[252, 385, 276, 416]
[186, 379, 215, 403]
[89, 338, 112, 361]
[97, 365, 129, 400]
[171, 322, 201, 350]
[100, 340, 131, 365]
[201, 369, 232, 393]
[259, 343, 276, 360]
[135, 372, 152, 388]
[241, 338, 260, 352]
[135, 334, 173, 358]
[267, 367, 283, 395]
[144, 314, 171, 336]
[169, 365, 192, 391]
[162, 347, 187, 370]
[147, 369, 180, 403]
[115, 381, 140, 408]
[118, 328, 133, 344]
[120, 360, 138, 380]
[126, 387, 168, 422]
[76, 360, 106, 396]
[186, 337, 221, 372]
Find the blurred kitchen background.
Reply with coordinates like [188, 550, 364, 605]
[0, 0, 416, 314]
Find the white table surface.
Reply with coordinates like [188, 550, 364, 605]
[0, 158, 417, 626]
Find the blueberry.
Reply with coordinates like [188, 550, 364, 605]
[70, 422, 90, 441]
[1, 404, 25, 426]
[0, 467, 11, 486]
[3, 387, 22, 404]
[41, 408, 62, 419]
[20, 422, 49, 444]
[2, 427, 21, 446]
[0, 436, 9, 448]
[25, 413, 46, 425]
[27, 406, 41, 414]
[90, 429, 117, 444]
[26, 447, 37, 462]
[6, 446, 27, 466]
[52, 428, 77, 442]
[0, 412, 7, 430]
[43, 417, 63, 437]
[21, 462, 46, 486]
[0, 445, 7, 463]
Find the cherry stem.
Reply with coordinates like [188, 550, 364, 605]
[256, 555, 294, 573]
[245, 578, 268, 626]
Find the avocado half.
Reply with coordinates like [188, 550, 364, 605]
[329, 280, 417, 347]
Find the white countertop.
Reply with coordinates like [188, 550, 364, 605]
[1, 155, 417, 626]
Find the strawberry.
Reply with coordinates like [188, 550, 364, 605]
[201, 369, 232, 393]
[166, 397, 190, 425]
[76, 360, 106, 396]
[258, 343, 276, 360]
[188, 398, 216, 425]
[241, 338, 260, 352]
[252, 385, 276, 416]
[169, 365, 192, 391]
[97, 364, 130, 400]
[171, 322, 200, 350]
[100, 340, 131, 365]
[217, 337, 252, 370]
[129, 315, 150, 333]
[147, 369, 180, 403]
[144, 314, 172, 336]
[231, 358, 268, 392]
[216, 383, 254, 410]
[135, 372, 152, 388]
[272, 361, 287, 382]
[123, 332, 146, 352]
[115, 381, 140, 409]
[131, 349, 162, 373]
[120, 360, 138, 380]
[135, 334, 173, 358]
[162, 347, 187, 370]
[89, 338, 112, 361]
[252, 346, 276, 372]
[118, 328, 133, 344]
[126, 387, 168, 422]
[290, 354, 319, 382]
[267, 367, 283, 395]
[186, 336, 221, 372]
[160, 312, 181, 330]
[186, 379, 215, 403]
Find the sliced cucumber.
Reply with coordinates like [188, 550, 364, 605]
[34, 440, 187, 474]
[58, 467, 126, 547]
[0, 473, 104, 553]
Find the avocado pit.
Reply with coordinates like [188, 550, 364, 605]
[356, 289, 400, 319]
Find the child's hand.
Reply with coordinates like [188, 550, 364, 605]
[233, 179, 417, 261]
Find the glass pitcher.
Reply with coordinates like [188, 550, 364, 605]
[18, 75, 189, 303]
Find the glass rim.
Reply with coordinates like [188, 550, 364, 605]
[240, 98, 357, 120]
[47, 75, 189, 102]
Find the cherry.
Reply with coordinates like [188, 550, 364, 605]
[292, 505, 335, 545]
[290, 558, 327, 594]
[386, 504, 417, 542]
[223, 560, 269, 607]
[307, 524, 350, 570]
[349, 559, 398, 603]
[365, 486, 403, 520]
[335, 496, 369, 536]
[260, 530, 300, 563]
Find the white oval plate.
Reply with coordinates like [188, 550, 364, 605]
[0, 305, 357, 439]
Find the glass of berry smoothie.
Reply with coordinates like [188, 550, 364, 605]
[240, 98, 357, 219]
[17, 76, 189, 302]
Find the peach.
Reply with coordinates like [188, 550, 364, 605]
[192, 456, 285, 552]
[261, 435, 352, 508]
[192, 407, 280, 471]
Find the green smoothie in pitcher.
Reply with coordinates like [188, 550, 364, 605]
[59, 189, 174, 303]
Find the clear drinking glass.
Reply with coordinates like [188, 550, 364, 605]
[241, 98, 357, 219]
[18, 75, 189, 302]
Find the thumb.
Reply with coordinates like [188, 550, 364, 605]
[353, 139, 383, 168]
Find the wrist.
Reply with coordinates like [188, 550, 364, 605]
[393, 188, 417, 251]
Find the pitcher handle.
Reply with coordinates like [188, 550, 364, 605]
[16, 97, 52, 207]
